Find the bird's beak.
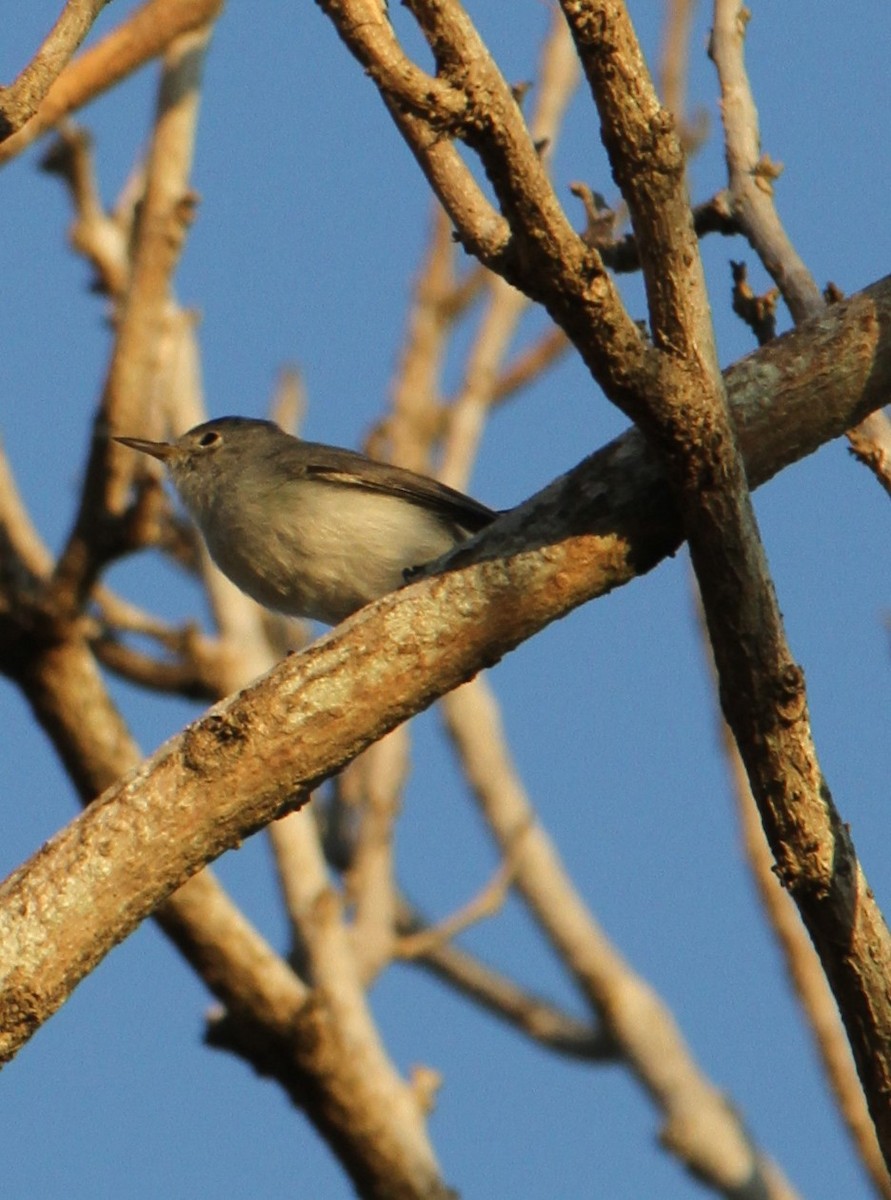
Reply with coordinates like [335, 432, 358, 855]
[115, 435, 176, 463]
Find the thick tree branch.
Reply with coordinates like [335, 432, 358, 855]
[728, 728, 891, 1199]
[562, 1, 891, 1165]
[1, 601, 451, 1200]
[561, 0, 718, 367]
[1, 275, 889, 1071]
[706, 4, 891, 1181]
[0, 23, 455, 1196]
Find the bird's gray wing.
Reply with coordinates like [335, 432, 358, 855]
[299, 443, 498, 533]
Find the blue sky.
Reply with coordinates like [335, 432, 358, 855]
[1, 3, 890, 1198]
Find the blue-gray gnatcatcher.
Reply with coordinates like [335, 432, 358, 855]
[116, 417, 497, 624]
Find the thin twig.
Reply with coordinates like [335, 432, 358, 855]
[710, 0, 891, 493]
[730, 259, 779, 345]
[396, 896, 614, 1060]
[396, 851, 519, 959]
[490, 325, 569, 403]
[709, 3, 821, 321]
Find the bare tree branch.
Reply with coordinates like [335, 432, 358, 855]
[658, 0, 708, 151]
[709, 3, 820, 321]
[710, 0, 891, 491]
[729, 729, 891, 1199]
[157, 863, 451, 1200]
[372, 205, 458, 472]
[560, 2, 891, 1166]
[707, 2, 891, 1167]
[1, 273, 888, 1071]
[847, 413, 891, 498]
[441, 676, 790, 1195]
[395, 852, 517, 960]
[0, 0, 114, 141]
[6, 5, 884, 1193]
[50, 24, 212, 614]
[0, 0, 225, 167]
[490, 325, 569, 403]
[395, 897, 614, 1060]
[342, 731, 405, 982]
[439, 10, 579, 490]
[40, 122, 133, 298]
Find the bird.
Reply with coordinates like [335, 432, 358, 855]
[116, 417, 497, 625]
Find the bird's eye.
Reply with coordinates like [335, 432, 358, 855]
[198, 431, 221, 448]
